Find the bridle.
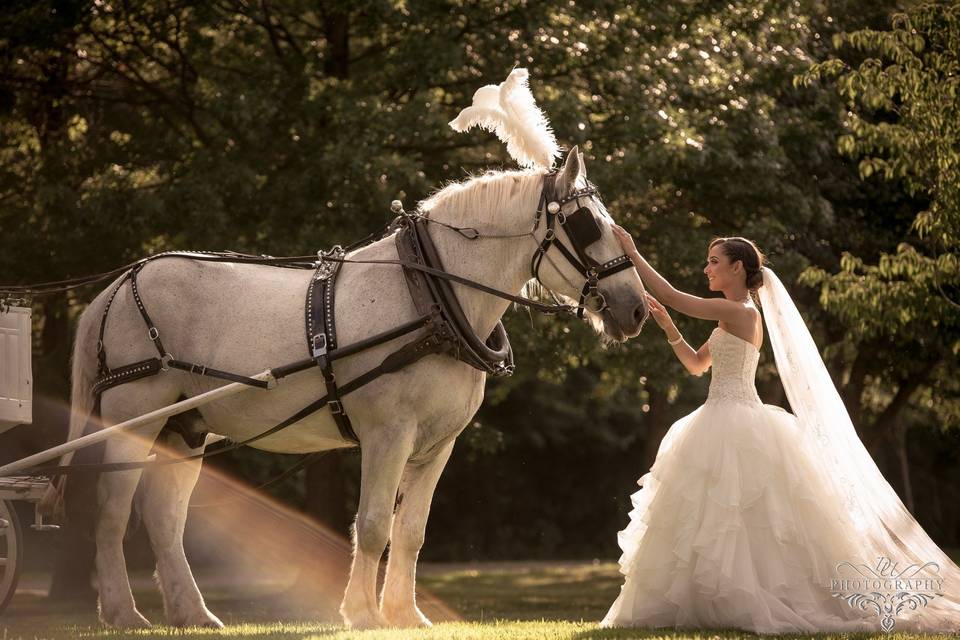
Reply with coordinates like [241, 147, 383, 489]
[413, 169, 635, 322]
[529, 171, 635, 319]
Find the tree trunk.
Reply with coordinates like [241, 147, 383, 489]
[641, 388, 671, 471]
[323, 8, 350, 79]
[272, 451, 353, 606]
[840, 349, 871, 436]
[303, 451, 352, 536]
[893, 421, 915, 514]
[866, 375, 924, 511]
[40, 275, 97, 603]
[47, 535, 97, 602]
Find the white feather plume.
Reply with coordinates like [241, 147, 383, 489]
[448, 68, 560, 169]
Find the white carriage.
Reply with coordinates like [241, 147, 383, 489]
[0, 303, 42, 613]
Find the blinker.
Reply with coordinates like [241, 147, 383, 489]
[563, 207, 602, 247]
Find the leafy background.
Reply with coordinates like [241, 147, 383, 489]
[1, 0, 957, 596]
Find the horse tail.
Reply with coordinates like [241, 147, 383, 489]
[38, 288, 106, 521]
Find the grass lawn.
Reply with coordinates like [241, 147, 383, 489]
[1, 561, 955, 640]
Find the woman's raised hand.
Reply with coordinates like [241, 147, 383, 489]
[644, 292, 676, 334]
[611, 223, 639, 257]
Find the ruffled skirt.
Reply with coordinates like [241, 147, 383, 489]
[601, 399, 908, 634]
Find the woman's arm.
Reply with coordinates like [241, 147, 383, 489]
[646, 293, 711, 376]
[611, 225, 749, 324]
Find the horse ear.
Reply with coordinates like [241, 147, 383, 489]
[578, 148, 587, 180]
[556, 145, 583, 196]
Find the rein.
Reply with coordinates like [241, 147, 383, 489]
[9, 170, 639, 480]
[378, 170, 634, 321]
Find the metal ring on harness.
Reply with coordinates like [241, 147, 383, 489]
[583, 289, 608, 314]
[160, 353, 174, 371]
[148, 327, 160, 341]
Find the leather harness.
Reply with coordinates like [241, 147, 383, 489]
[64, 170, 632, 472]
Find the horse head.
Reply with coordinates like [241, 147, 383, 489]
[532, 146, 649, 342]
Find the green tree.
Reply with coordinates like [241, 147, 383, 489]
[796, 1, 960, 511]
[2, 0, 956, 568]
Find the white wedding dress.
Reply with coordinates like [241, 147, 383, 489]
[601, 302, 960, 634]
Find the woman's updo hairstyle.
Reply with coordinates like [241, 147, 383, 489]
[708, 236, 767, 302]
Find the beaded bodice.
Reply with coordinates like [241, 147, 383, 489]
[705, 325, 762, 405]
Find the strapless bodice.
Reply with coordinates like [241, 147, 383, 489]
[705, 326, 762, 405]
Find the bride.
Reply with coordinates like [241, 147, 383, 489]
[600, 226, 960, 634]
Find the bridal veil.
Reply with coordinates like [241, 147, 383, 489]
[759, 266, 960, 624]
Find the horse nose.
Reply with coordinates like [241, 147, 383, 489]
[633, 297, 649, 330]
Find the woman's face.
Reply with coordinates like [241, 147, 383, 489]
[704, 245, 742, 291]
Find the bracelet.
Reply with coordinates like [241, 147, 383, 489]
[667, 334, 683, 345]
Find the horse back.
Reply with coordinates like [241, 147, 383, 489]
[102, 240, 484, 453]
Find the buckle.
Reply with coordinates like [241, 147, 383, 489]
[328, 399, 343, 415]
[312, 333, 327, 357]
[315, 245, 344, 271]
[494, 362, 515, 376]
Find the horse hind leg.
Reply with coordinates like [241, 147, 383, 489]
[340, 427, 415, 629]
[139, 412, 223, 628]
[380, 439, 454, 628]
[95, 385, 177, 628]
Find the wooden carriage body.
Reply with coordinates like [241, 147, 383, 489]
[0, 305, 32, 434]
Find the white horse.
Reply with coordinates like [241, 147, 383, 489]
[51, 147, 647, 629]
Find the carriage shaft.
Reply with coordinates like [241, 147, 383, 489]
[0, 369, 275, 477]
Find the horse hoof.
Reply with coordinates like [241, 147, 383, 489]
[382, 606, 433, 628]
[173, 610, 224, 629]
[195, 618, 225, 629]
[341, 608, 389, 629]
[100, 608, 153, 629]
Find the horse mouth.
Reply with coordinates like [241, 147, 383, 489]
[601, 308, 628, 342]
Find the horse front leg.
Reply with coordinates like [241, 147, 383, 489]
[380, 439, 454, 628]
[339, 428, 414, 629]
[139, 429, 223, 628]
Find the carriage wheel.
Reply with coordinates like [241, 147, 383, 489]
[0, 499, 23, 615]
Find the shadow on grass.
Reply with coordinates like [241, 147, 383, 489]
[417, 561, 622, 622]
[5, 558, 959, 639]
[569, 630, 950, 640]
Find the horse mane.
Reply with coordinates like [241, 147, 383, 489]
[419, 168, 545, 228]
[417, 167, 621, 347]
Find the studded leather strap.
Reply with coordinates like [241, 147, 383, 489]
[306, 252, 359, 443]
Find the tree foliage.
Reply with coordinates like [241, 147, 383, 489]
[1, 0, 957, 562]
[798, 2, 959, 346]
